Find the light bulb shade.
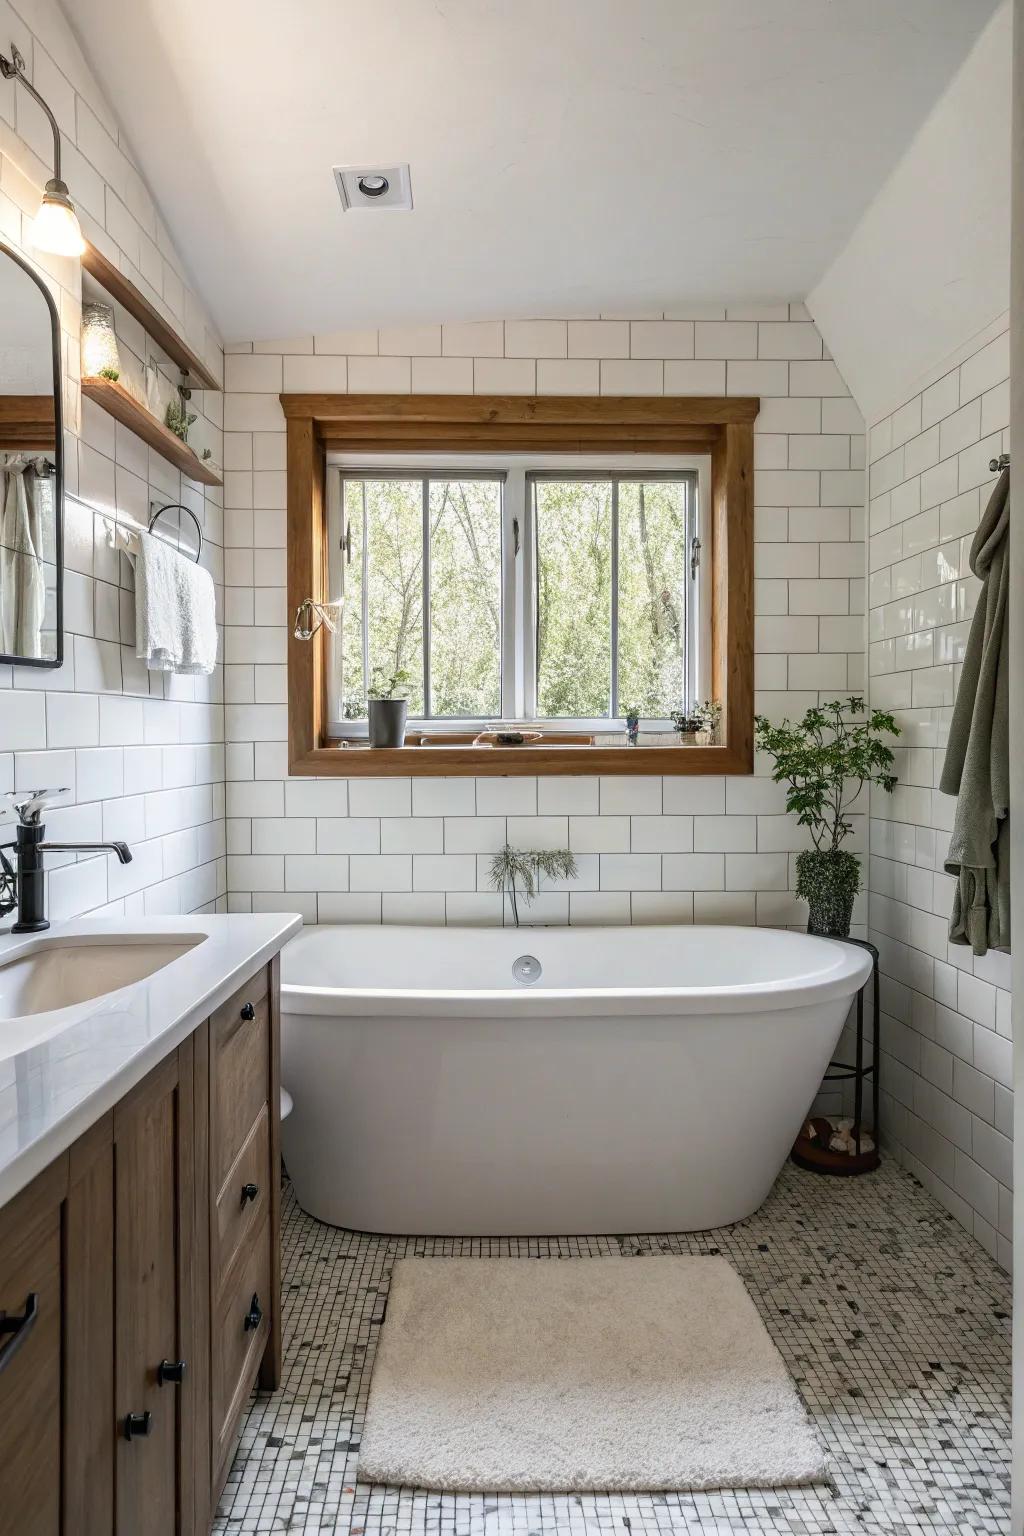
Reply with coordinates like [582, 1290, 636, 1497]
[81, 301, 121, 378]
[31, 180, 85, 257]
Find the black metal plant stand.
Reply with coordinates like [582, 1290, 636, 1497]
[791, 936, 881, 1176]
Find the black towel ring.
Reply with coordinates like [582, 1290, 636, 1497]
[147, 502, 203, 563]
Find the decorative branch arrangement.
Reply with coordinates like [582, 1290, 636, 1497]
[488, 843, 578, 927]
[693, 698, 722, 741]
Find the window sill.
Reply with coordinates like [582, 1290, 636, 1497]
[293, 740, 752, 777]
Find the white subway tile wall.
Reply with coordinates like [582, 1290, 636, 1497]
[867, 324, 1011, 1269]
[0, 0, 226, 921]
[223, 311, 868, 932]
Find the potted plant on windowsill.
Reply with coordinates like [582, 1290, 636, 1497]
[754, 697, 899, 938]
[367, 667, 411, 748]
[670, 709, 701, 745]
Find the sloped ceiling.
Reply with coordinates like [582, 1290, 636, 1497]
[66, 0, 999, 341]
[809, 2, 1011, 423]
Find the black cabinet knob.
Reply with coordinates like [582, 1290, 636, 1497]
[157, 1358, 186, 1386]
[240, 1002, 256, 1021]
[240, 1182, 259, 1206]
[124, 1411, 151, 1440]
[244, 1293, 263, 1332]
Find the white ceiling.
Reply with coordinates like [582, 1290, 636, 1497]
[67, 0, 999, 342]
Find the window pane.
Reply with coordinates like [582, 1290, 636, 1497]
[616, 480, 688, 717]
[340, 479, 366, 718]
[535, 479, 612, 717]
[428, 478, 502, 717]
[342, 478, 424, 716]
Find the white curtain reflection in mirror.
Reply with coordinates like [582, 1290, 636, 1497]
[0, 454, 53, 659]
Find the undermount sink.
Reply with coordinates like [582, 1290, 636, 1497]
[0, 934, 206, 1028]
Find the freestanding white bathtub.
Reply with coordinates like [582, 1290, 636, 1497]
[280, 924, 871, 1236]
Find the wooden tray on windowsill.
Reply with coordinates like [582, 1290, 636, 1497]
[405, 731, 596, 747]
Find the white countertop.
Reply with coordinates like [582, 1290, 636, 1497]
[0, 913, 303, 1208]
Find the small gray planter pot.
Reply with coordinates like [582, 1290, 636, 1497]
[368, 698, 408, 748]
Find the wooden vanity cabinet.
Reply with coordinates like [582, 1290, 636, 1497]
[0, 1158, 67, 1536]
[0, 957, 281, 1536]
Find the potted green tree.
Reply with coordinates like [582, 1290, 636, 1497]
[367, 667, 410, 748]
[754, 697, 899, 937]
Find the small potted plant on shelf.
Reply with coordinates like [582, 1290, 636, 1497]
[367, 667, 411, 748]
[623, 707, 640, 747]
[693, 698, 722, 746]
[755, 697, 899, 937]
[165, 393, 197, 444]
[670, 709, 701, 745]
[488, 843, 578, 927]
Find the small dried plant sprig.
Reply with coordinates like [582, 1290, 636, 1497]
[754, 696, 899, 853]
[488, 843, 578, 926]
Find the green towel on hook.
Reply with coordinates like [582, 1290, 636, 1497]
[939, 466, 1010, 955]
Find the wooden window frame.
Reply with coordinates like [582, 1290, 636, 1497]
[283, 393, 756, 777]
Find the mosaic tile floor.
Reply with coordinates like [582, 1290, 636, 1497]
[214, 1161, 1010, 1535]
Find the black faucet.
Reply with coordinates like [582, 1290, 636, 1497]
[0, 789, 132, 934]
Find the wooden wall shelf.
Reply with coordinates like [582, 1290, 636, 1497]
[81, 376, 223, 487]
[82, 242, 220, 391]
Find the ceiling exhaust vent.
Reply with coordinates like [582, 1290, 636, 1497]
[333, 164, 413, 212]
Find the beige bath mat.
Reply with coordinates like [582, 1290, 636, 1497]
[358, 1256, 827, 1492]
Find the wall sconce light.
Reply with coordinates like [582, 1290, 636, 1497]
[0, 43, 86, 257]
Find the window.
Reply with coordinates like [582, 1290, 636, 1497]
[282, 389, 756, 778]
[327, 458, 707, 734]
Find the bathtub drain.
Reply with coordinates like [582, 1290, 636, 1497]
[512, 954, 542, 985]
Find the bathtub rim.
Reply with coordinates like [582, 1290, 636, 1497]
[279, 923, 872, 1018]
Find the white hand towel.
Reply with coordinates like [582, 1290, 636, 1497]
[134, 528, 217, 674]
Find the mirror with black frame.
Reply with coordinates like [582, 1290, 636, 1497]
[0, 243, 63, 666]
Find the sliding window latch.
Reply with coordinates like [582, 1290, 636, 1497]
[512, 517, 520, 557]
[341, 522, 352, 564]
[690, 534, 701, 579]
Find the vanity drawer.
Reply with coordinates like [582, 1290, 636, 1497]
[211, 970, 270, 1190]
[214, 1105, 271, 1296]
[210, 963, 269, 1038]
[211, 1214, 271, 1478]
